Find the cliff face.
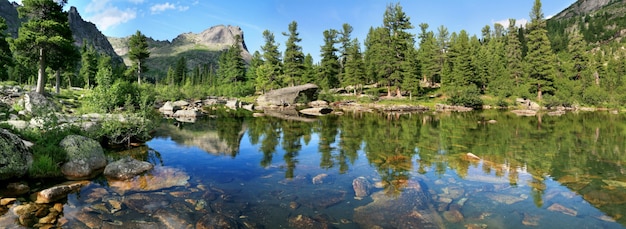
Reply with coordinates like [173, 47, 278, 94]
[0, 1, 20, 37]
[553, 0, 623, 19]
[67, 6, 123, 64]
[0, 1, 122, 63]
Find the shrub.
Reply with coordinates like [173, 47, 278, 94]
[446, 86, 484, 109]
[582, 85, 608, 106]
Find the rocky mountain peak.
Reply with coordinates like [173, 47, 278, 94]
[0, 0, 20, 37]
[171, 25, 251, 60]
[67, 5, 123, 63]
[553, 0, 621, 19]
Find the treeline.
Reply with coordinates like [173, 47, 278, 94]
[2, 0, 626, 108]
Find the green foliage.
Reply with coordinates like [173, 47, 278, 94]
[128, 30, 150, 84]
[282, 21, 305, 86]
[319, 29, 340, 90]
[0, 18, 12, 81]
[446, 85, 484, 109]
[582, 85, 608, 106]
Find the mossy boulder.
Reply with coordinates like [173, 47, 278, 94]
[60, 135, 106, 180]
[0, 129, 32, 180]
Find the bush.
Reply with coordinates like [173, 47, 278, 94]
[447, 86, 484, 109]
[582, 85, 608, 106]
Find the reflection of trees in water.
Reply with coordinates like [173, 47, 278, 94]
[153, 118, 246, 156]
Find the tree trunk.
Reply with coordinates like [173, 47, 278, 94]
[396, 87, 402, 98]
[387, 85, 392, 97]
[36, 48, 46, 94]
[137, 61, 142, 85]
[55, 69, 61, 94]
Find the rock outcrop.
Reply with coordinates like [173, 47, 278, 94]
[35, 180, 90, 204]
[103, 157, 154, 180]
[0, 0, 20, 38]
[553, 0, 613, 19]
[21, 91, 59, 114]
[0, 129, 32, 180]
[67, 6, 123, 64]
[256, 84, 319, 107]
[60, 135, 107, 180]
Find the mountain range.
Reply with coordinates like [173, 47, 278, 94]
[1, 0, 625, 81]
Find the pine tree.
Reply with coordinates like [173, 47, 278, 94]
[0, 18, 12, 81]
[382, 3, 416, 97]
[217, 35, 246, 84]
[282, 21, 304, 86]
[446, 30, 473, 88]
[567, 29, 589, 80]
[417, 23, 438, 87]
[506, 19, 524, 87]
[128, 30, 150, 84]
[174, 56, 187, 84]
[79, 43, 98, 88]
[9, 0, 74, 94]
[342, 39, 365, 94]
[364, 26, 390, 87]
[319, 29, 340, 90]
[302, 53, 316, 84]
[257, 30, 282, 92]
[338, 23, 354, 71]
[525, 0, 555, 100]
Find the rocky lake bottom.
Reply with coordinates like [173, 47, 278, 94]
[1, 111, 626, 228]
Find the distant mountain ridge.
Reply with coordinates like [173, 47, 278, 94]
[108, 25, 252, 80]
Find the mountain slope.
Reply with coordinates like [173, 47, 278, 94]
[108, 25, 252, 81]
[0, 0, 122, 64]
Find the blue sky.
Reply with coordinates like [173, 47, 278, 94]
[16, 0, 576, 61]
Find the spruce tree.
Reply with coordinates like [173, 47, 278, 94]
[9, 0, 74, 94]
[319, 29, 340, 90]
[567, 29, 589, 80]
[342, 39, 365, 94]
[417, 23, 438, 87]
[217, 35, 246, 84]
[525, 0, 555, 100]
[506, 19, 524, 87]
[302, 53, 316, 84]
[0, 18, 12, 81]
[282, 21, 304, 86]
[382, 3, 415, 97]
[257, 30, 282, 92]
[80, 43, 98, 88]
[128, 30, 150, 84]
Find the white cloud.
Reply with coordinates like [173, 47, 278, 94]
[89, 7, 137, 31]
[128, 0, 145, 4]
[150, 2, 176, 14]
[178, 6, 189, 11]
[85, 0, 110, 13]
[493, 18, 529, 29]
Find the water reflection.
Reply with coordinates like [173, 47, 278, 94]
[150, 110, 626, 227]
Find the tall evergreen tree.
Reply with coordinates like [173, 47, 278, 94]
[525, 0, 555, 100]
[319, 29, 340, 89]
[282, 21, 304, 86]
[174, 56, 187, 84]
[382, 3, 416, 97]
[79, 43, 98, 88]
[0, 18, 12, 81]
[567, 29, 589, 80]
[364, 26, 391, 86]
[342, 38, 365, 94]
[417, 23, 438, 87]
[217, 35, 246, 84]
[338, 23, 354, 70]
[302, 53, 316, 84]
[257, 30, 282, 92]
[506, 19, 524, 87]
[9, 0, 74, 94]
[128, 30, 150, 84]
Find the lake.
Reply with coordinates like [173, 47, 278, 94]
[4, 110, 626, 228]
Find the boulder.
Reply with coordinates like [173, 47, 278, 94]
[0, 129, 32, 180]
[299, 107, 333, 116]
[60, 135, 107, 180]
[171, 100, 189, 107]
[103, 157, 154, 180]
[511, 109, 537, 116]
[256, 83, 319, 107]
[242, 103, 254, 111]
[158, 101, 176, 115]
[308, 100, 329, 107]
[22, 91, 59, 114]
[225, 99, 240, 110]
[35, 180, 90, 204]
[173, 109, 203, 118]
[352, 177, 372, 198]
[108, 166, 190, 195]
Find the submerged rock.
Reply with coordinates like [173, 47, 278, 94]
[288, 214, 332, 229]
[108, 166, 190, 195]
[547, 203, 577, 216]
[353, 180, 444, 228]
[60, 135, 107, 180]
[196, 213, 243, 229]
[103, 157, 154, 180]
[352, 177, 372, 198]
[36, 181, 90, 204]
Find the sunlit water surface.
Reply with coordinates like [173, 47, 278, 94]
[6, 110, 626, 228]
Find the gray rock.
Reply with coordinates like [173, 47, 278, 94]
[308, 100, 329, 107]
[36, 180, 90, 204]
[171, 100, 189, 108]
[242, 103, 254, 111]
[256, 84, 319, 107]
[352, 177, 372, 198]
[173, 109, 203, 118]
[60, 135, 107, 180]
[22, 91, 59, 114]
[0, 129, 32, 180]
[225, 99, 240, 110]
[104, 157, 154, 180]
[158, 101, 176, 115]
